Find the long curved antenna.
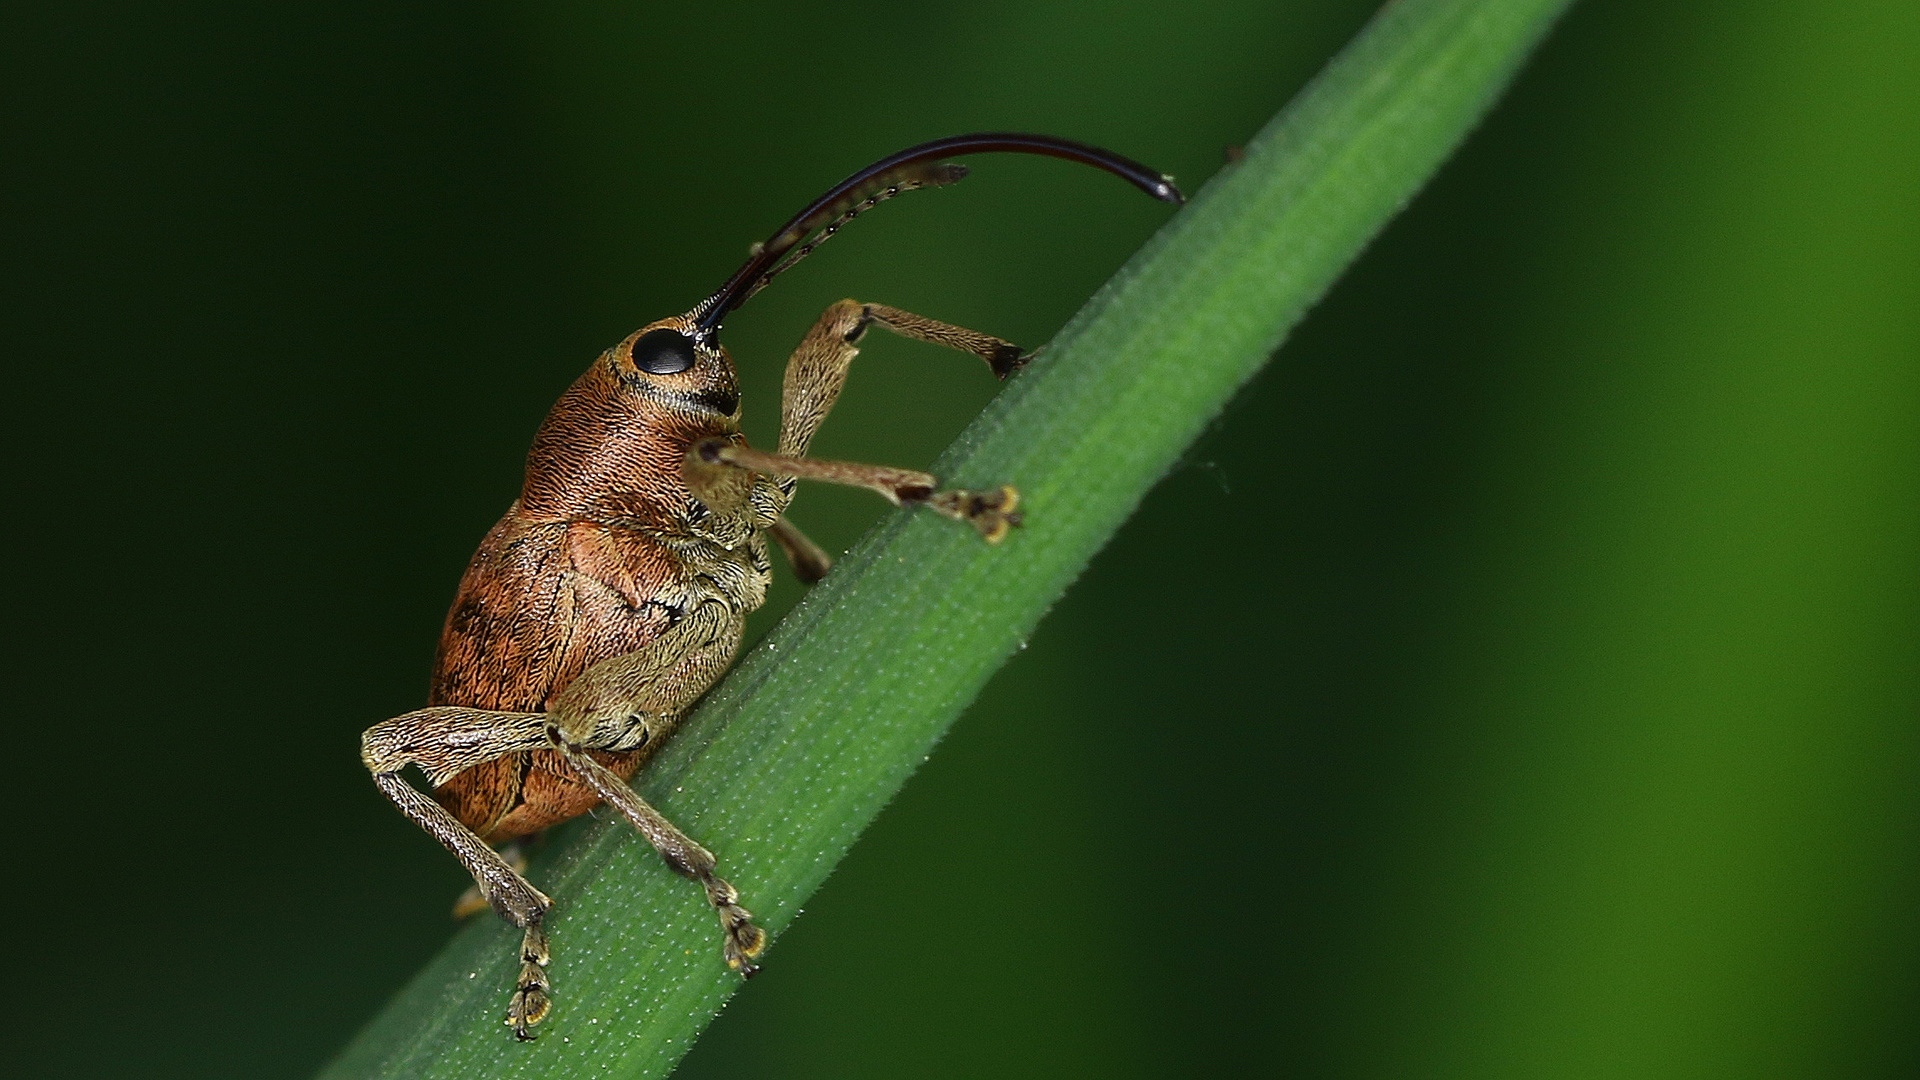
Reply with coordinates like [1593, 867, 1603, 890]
[691, 133, 1184, 341]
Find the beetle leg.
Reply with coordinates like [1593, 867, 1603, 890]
[775, 298, 1025, 460]
[693, 298, 1025, 541]
[543, 600, 767, 974]
[454, 839, 530, 920]
[769, 515, 833, 582]
[361, 708, 557, 1039]
[693, 440, 1022, 542]
[547, 740, 767, 975]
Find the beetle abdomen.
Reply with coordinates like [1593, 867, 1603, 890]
[440, 747, 641, 844]
[427, 507, 685, 837]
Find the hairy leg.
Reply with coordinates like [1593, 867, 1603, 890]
[769, 515, 834, 583]
[696, 439, 1022, 542]
[547, 740, 765, 973]
[777, 299, 1025, 460]
[361, 708, 555, 1038]
[688, 299, 1027, 541]
[542, 599, 767, 973]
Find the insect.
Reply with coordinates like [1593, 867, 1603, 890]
[359, 133, 1182, 1039]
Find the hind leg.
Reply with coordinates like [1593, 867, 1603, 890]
[364, 604, 764, 1036]
[361, 707, 556, 1038]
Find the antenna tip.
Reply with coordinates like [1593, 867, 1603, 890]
[1153, 175, 1185, 205]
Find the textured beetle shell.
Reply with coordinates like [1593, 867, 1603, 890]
[427, 334, 762, 843]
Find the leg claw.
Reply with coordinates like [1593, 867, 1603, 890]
[927, 484, 1022, 542]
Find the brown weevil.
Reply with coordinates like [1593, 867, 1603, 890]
[359, 133, 1182, 1038]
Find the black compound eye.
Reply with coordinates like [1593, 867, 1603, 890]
[630, 328, 697, 375]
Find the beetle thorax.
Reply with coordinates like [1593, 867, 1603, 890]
[518, 342, 744, 533]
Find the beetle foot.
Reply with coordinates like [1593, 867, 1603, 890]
[707, 876, 767, 977]
[505, 920, 552, 1040]
[925, 484, 1023, 542]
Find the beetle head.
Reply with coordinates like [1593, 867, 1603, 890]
[518, 313, 739, 519]
[606, 312, 741, 423]
[521, 133, 1182, 520]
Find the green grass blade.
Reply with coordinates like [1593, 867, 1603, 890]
[319, 0, 1575, 1075]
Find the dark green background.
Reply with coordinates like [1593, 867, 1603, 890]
[9, 1, 1916, 1077]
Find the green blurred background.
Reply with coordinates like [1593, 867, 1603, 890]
[8, 0, 1916, 1076]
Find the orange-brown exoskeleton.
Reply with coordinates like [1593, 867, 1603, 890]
[359, 133, 1182, 1039]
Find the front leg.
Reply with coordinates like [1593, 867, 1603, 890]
[776, 299, 1026, 460]
[693, 299, 1027, 545]
[698, 440, 1023, 542]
